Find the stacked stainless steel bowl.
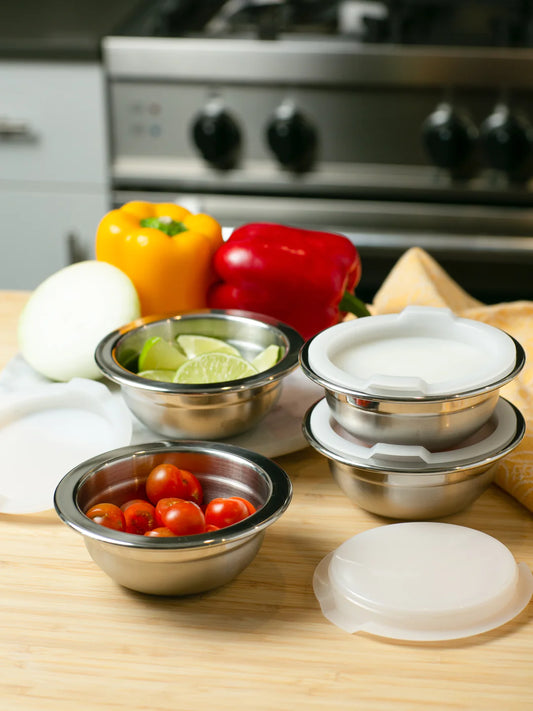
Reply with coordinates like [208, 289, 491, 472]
[300, 306, 526, 519]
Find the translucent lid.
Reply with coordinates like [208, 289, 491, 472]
[307, 306, 519, 397]
[314, 523, 533, 641]
[0, 378, 132, 513]
[307, 397, 521, 470]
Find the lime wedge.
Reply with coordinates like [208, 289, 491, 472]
[138, 369, 177, 383]
[173, 352, 258, 384]
[138, 336, 187, 372]
[251, 344, 282, 373]
[176, 334, 241, 359]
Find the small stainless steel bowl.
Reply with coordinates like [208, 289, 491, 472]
[303, 399, 526, 520]
[95, 309, 303, 440]
[54, 440, 292, 596]
[300, 336, 526, 449]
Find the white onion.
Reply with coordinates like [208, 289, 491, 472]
[18, 261, 141, 381]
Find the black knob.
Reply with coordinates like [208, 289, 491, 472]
[422, 104, 478, 175]
[481, 106, 533, 180]
[266, 105, 317, 172]
[192, 105, 241, 170]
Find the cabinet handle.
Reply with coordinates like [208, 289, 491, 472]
[0, 118, 34, 140]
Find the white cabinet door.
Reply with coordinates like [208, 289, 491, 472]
[0, 61, 111, 288]
[0, 188, 110, 289]
[0, 62, 109, 185]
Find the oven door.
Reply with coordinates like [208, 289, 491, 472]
[113, 189, 533, 304]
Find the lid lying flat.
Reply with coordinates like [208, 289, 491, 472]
[0, 378, 132, 513]
[306, 397, 523, 471]
[307, 306, 519, 397]
[314, 523, 533, 641]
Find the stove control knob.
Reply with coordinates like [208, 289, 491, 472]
[191, 104, 241, 169]
[422, 104, 478, 174]
[481, 106, 533, 181]
[266, 103, 317, 172]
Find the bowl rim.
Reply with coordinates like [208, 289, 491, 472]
[54, 440, 293, 549]
[94, 309, 304, 393]
[302, 398, 526, 475]
[299, 334, 526, 404]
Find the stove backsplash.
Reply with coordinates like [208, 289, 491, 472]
[104, 0, 533, 303]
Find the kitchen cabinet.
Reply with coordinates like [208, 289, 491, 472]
[0, 61, 110, 288]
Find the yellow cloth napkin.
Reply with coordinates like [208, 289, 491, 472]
[371, 247, 533, 513]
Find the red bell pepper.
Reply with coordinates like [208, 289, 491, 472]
[207, 223, 370, 340]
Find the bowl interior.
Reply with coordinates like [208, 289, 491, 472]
[77, 449, 271, 514]
[114, 312, 292, 375]
[54, 442, 293, 548]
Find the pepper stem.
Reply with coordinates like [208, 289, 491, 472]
[140, 217, 188, 236]
[339, 290, 371, 318]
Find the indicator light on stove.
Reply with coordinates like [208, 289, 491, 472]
[422, 104, 478, 176]
[266, 103, 317, 172]
[191, 103, 241, 170]
[481, 105, 533, 182]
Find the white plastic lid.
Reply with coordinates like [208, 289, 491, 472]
[0, 378, 132, 514]
[307, 306, 518, 397]
[308, 397, 520, 470]
[314, 522, 533, 641]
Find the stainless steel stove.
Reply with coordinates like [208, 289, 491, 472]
[103, 0, 533, 302]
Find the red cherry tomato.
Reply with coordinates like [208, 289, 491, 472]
[160, 499, 206, 536]
[205, 523, 220, 532]
[123, 500, 156, 535]
[120, 498, 147, 512]
[144, 527, 176, 538]
[230, 496, 256, 515]
[181, 470, 204, 505]
[145, 463, 194, 505]
[154, 497, 183, 527]
[86, 503, 125, 531]
[204, 497, 250, 529]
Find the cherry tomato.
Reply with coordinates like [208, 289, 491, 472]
[160, 499, 206, 536]
[120, 498, 147, 512]
[144, 527, 176, 538]
[230, 496, 256, 515]
[86, 503, 125, 531]
[181, 470, 203, 505]
[205, 523, 220, 532]
[123, 500, 156, 535]
[204, 497, 250, 529]
[154, 497, 183, 527]
[145, 463, 190, 505]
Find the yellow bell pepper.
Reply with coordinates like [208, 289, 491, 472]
[95, 201, 223, 316]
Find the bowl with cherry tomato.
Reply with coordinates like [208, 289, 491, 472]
[54, 440, 292, 595]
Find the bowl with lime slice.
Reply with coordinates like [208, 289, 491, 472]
[95, 310, 304, 439]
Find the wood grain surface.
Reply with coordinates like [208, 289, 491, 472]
[1, 290, 532, 711]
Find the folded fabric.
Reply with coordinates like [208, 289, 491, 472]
[371, 247, 533, 513]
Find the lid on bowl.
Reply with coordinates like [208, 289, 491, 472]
[306, 307, 519, 397]
[314, 522, 533, 641]
[306, 397, 523, 471]
[0, 378, 132, 514]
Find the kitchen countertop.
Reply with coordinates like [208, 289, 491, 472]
[1, 289, 533, 710]
[0, 0, 147, 60]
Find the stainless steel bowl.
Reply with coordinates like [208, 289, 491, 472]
[95, 309, 303, 440]
[302, 401, 526, 520]
[54, 441, 292, 595]
[300, 336, 526, 449]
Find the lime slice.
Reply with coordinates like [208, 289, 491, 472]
[251, 344, 282, 372]
[173, 352, 258, 384]
[137, 369, 177, 383]
[176, 334, 241, 359]
[138, 336, 187, 372]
